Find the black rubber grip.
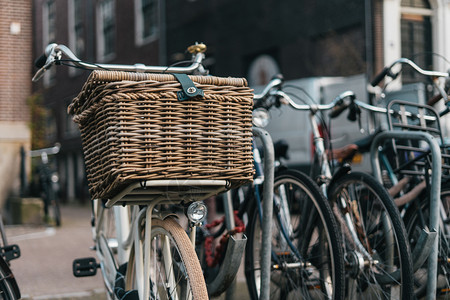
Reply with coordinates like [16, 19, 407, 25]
[427, 94, 442, 106]
[253, 98, 263, 109]
[34, 54, 47, 68]
[347, 104, 360, 122]
[370, 67, 390, 87]
[329, 102, 349, 119]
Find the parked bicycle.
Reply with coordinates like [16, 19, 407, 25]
[257, 75, 414, 300]
[29, 144, 61, 227]
[367, 58, 450, 299]
[196, 81, 346, 299]
[297, 56, 450, 299]
[0, 212, 21, 299]
[32, 43, 255, 300]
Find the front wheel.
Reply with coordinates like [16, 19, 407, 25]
[121, 217, 208, 300]
[0, 255, 20, 300]
[328, 171, 414, 300]
[245, 169, 345, 299]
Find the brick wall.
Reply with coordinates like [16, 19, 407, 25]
[0, 0, 32, 206]
[372, 0, 385, 76]
[0, 0, 32, 122]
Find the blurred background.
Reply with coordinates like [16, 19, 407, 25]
[2, 0, 450, 209]
[0, 0, 449, 298]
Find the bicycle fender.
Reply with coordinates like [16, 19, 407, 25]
[327, 163, 352, 196]
[153, 212, 179, 221]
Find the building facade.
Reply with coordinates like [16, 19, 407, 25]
[0, 0, 32, 206]
[32, 0, 450, 202]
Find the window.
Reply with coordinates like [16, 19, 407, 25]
[400, 0, 433, 82]
[43, 0, 56, 86]
[68, 0, 85, 75]
[401, 0, 430, 9]
[97, 0, 116, 61]
[135, 0, 158, 46]
[70, 0, 85, 57]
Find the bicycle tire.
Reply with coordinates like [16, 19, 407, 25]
[403, 183, 450, 298]
[328, 171, 414, 300]
[245, 169, 345, 300]
[124, 217, 208, 300]
[0, 256, 20, 300]
[100, 206, 121, 296]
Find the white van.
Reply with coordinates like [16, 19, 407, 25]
[254, 74, 370, 173]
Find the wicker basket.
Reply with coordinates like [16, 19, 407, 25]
[68, 70, 254, 200]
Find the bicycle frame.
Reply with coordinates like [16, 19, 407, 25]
[251, 142, 301, 262]
[368, 58, 450, 300]
[371, 131, 441, 300]
[30, 144, 61, 226]
[247, 128, 275, 300]
[32, 44, 208, 82]
[321, 94, 443, 298]
[33, 42, 274, 300]
[272, 91, 378, 261]
[257, 85, 413, 296]
[93, 180, 228, 299]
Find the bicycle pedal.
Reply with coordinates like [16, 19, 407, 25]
[1, 244, 20, 262]
[73, 257, 99, 277]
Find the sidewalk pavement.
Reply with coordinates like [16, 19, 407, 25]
[5, 204, 106, 300]
[4, 204, 250, 300]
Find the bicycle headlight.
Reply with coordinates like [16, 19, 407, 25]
[187, 202, 207, 224]
[252, 108, 270, 128]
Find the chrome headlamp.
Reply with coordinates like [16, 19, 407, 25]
[252, 108, 270, 128]
[187, 202, 207, 224]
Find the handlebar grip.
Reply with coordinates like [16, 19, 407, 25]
[370, 67, 390, 87]
[427, 94, 443, 106]
[329, 101, 349, 119]
[253, 97, 263, 109]
[34, 53, 48, 68]
[347, 103, 360, 122]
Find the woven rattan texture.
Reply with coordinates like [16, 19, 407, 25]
[69, 71, 254, 200]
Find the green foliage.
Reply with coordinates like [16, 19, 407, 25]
[26, 94, 49, 150]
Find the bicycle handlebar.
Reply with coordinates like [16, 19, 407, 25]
[30, 143, 61, 158]
[328, 91, 356, 119]
[259, 76, 438, 123]
[370, 58, 449, 87]
[277, 89, 357, 114]
[370, 66, 391, 87]
[32, 43, 208, 82]
[371, 57, 450, 110]
[253, 75, 284, 101]
[255, 77, 358, 116]
[353, 98, 438, 122]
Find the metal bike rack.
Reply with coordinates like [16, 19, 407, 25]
[370, 131, 441, 300]
[252, 127, 275, 300]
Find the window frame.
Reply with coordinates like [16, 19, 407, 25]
[96, 0, 116, 62]
[400, 0, 433, 83]
[134, 0, 159, 46]
[42, 0, 57, 86]
[68, 0, 85, 76]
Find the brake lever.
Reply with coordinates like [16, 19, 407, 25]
[347, 102, 364, 133]
[32, 44, 59, 82]
[32, 65, 49, 82]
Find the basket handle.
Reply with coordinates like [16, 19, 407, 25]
[172, 73, 204, 101]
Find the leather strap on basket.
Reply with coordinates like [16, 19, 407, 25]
[172, 73, 204, 101]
